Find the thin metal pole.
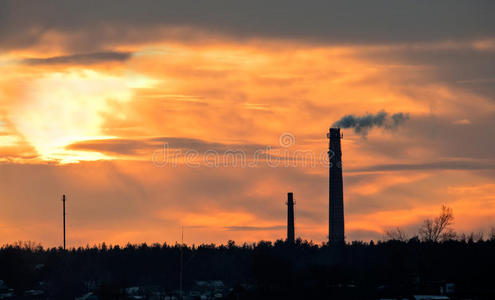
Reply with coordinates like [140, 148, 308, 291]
[63, 194, 66, 250]
[180, 225, 183, 299]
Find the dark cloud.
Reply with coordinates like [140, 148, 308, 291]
[150, 137, 266, 153]
[68, 139, 152, 155]
[224, 226, 285, 231]
[67, 137, 267, 155]
[21, 51, 131, 65]
[348, 114, 495, 163]
[1, 0, 494, 51]
[349, 160, 495, 173]
[358, 47, 495, 100]
[409, 114, 495, 160]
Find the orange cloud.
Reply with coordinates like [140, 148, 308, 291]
[1, 37, 495, 246]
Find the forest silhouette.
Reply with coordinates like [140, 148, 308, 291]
[1, 207, 494, 299]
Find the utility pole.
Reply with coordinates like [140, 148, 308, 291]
[62, 194, 66, 250]
[179, 225, 183, 299]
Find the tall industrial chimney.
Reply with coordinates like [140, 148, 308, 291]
[327, 128, 345, 245]
[286, 192, 295, 244]
[62, 194, 66, 250]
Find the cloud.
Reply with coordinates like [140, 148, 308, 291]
[224, 226, 285, 231]
[1, 3, 495, 246]
[67, 138, 155, 156]
[21, 51, 132, 65]
[0, 117, 39, 162]
[453, 119, 471, 125]
[66, 137, 267, 156]
[1, 0, 494, 52]
[0, 161, 328, 245]
[347, 113, 495, 166]
[356, 46, 495, 100]
[0, 157, 493, 246]
[348, 160, 495, 173]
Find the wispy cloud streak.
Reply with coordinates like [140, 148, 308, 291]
[21, 52, 131, 65]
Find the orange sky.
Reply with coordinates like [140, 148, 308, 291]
[1, 1, 495, 247]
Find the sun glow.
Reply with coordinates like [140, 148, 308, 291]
[7, 69, 160, 162]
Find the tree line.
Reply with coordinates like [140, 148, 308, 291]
[0, 206, 494, 299]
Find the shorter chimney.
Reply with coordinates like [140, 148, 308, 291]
[287, 192, 295, 244]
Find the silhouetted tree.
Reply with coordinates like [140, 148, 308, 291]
[490, 227, 495, 241]
[458, 231, 484, 243]
[2, 231, 495, 299]
[418, 205, 455, 242]
[385, 227, 408, 242]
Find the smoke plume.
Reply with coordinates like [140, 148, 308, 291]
[333, 110, 409, 135]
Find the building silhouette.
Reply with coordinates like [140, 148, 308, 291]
[327, 128, 345, 244]
[286, 192, 295, 244]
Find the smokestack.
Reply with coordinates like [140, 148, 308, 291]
[62, 194, 66, 250]
[327, 128, 345, 245]
[286, 192, 295, 244]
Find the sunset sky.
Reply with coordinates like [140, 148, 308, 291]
[1, 1, 495, 247]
